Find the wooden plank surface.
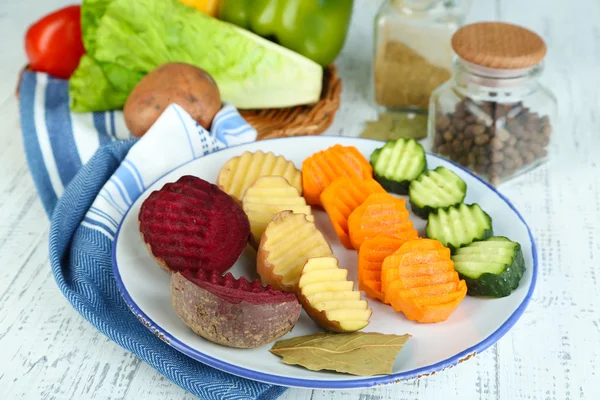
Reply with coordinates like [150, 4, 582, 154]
[0, 0, 598, 399]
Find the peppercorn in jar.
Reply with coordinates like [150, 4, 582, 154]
[427, 22, 556, 186]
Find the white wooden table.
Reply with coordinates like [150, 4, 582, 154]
[1, 0, 599, 399]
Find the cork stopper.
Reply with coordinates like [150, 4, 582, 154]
[451, 22, 547, 70]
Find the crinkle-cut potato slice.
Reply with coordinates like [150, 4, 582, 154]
[298, 257, 372, 332]
[257, 211, 332, 293]
[217, 151, 302, 202]
[243, 176, 313, 246]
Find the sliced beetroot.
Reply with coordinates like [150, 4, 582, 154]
[171, 271, 301, 348]
[139, 175, 250, 274]
[181, 269, 298, 305]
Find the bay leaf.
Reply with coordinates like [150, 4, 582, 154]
[359, 112, 427, 141]
[269, 332, 411, 376]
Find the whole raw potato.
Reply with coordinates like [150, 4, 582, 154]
[171, 271, 301, 349]
[124, 62, 221, 137]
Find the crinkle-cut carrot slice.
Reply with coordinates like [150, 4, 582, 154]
[380, 236, 467, 322]
[396, 248, 452, 266]
[390, 281, 467, 322]
[360, 280, 382, 292]
[357, 235, 407, 303]
[359, 235, 407, 269]
[381, 255, 451, 301]
[416, 300, 465, 323]
[397, 261, 455, 277]
[393, 270, 459, 290]
[393, 238, 445, 255]
[360, 269, 382, 281]
[361, 260, 385, 271]
[353, 224, 418, 252]
[391, 281, 458, 299]
[412, 289, 465, 307]
[386, 281, 458, 312]
[347, 193, 418, 250]
[320, 177, 386, 249]
[359, 280, 385, 303]
[302, 145, 372, 206]
[381, 265, 399, 301]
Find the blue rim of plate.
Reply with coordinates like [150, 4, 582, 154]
[112, 136, 538, 389]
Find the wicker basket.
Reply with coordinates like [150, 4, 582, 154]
[16, 64, 342, 140]
[241, 64, 342, 140]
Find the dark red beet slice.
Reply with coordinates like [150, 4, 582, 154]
[139, 175, 250, 274]
[181, 269, 298, 305]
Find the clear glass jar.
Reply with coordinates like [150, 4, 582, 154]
[427, 30, 557, 185]
[372, 0, 471, 114]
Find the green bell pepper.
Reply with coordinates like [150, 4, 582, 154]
[218, 0, 353, 66]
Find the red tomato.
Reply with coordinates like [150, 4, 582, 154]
[25, 5, 86, 79]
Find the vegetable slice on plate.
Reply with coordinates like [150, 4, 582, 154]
[218, 150, 302, 203]
[348, 192, 418, 250]
[298, 257, 372, 332]
[257, 211, 332, 292]
[370, 138, 427, 194]
[320, 177, 386, 249]
[138, 175, 250, 275]
[302, 144, 373, 206]
[382, 239, 466, 323]
[357, 234, 409, 303]
[426, 203, 493, 252]
[381, 238, 451, 303]
[243, 176, 312, 246]
[452, 236, 525, 297]
[171, 270, 301, 348]
[409, 166, 467, 219]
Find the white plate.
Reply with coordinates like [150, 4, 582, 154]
[112, 136, 537, 389]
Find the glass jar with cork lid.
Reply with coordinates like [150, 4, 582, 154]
[427, 22, 556, 186]
[372, 0, 472, 114]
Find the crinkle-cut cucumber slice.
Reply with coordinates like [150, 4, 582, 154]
[409, 166, 467, 218]
[426, 203, 492, 252]
[370, 138, 426, 195]
[452, 236, 525, 297]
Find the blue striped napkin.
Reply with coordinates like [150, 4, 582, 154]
[18, 70, 287, 400]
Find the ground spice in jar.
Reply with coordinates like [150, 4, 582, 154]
[374, 40, 452, 109]
[432, 99, 552, 185]
[372, 1, 470, 111]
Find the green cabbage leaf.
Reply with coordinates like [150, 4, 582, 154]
[69, 0, 323, 112]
